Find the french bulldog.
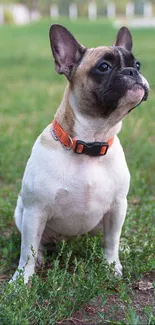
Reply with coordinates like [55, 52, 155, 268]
[11, 25, 149, 283]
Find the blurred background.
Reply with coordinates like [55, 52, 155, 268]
[1, 0, 155, 27]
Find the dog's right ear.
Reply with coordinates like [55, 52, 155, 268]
[49, 24, 86, 80]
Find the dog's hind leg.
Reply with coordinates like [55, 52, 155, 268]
[103, 198, 127, 276]
[36, 242, 45, 267]
[11, 205, 48, 283]
[14, 193, 23, 233]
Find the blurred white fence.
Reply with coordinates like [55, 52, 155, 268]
[9, 5, 30, 24]
[0, 2, 155, 26]
[50, 4, 59, 19]
[0, 4, 41, 25]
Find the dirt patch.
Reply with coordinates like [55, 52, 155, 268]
[57, 271, 155, 325]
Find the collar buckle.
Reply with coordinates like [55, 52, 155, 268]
[74, 140, 109, 156]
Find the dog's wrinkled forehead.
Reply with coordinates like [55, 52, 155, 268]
[76, 46, 135, 75]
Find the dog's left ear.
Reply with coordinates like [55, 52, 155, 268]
[114, 26, 133, 52]
[49, 24, 86, 80]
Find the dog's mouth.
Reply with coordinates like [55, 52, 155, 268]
[137, 82, 149, 101]
[127, 82, 149, 113]
[141, 85, 149, 101]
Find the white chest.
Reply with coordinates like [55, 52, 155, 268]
[22, 136, 130, 236]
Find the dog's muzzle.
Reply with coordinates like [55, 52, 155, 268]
[121, 67, 149, 102]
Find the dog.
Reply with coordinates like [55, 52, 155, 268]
[11, 24, 149, 283]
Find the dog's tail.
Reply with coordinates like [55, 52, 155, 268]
[14, 192, 23, 233]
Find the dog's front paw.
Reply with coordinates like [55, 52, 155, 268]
[114, 260, 123, 277]
[9, 269, 24, 284]
[105, 253, 123, 276]
[9, 265, 35, 284]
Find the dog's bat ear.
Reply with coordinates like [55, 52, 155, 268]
[113, 26, 133, 52]
[49, 24, 86, 80]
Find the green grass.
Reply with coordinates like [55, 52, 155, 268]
[0, 19, 155, 324]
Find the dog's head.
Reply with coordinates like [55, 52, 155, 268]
[49, 24, 149, 122]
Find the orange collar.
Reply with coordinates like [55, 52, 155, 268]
[51, 120, 114, 156]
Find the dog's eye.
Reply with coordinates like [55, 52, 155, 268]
[97, 62, 111, 73]
[136, 61, 141, 71]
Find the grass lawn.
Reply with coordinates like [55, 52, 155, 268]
[0, 19, 155, 324]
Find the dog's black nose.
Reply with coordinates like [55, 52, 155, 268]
[121, 67, 139, 79]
